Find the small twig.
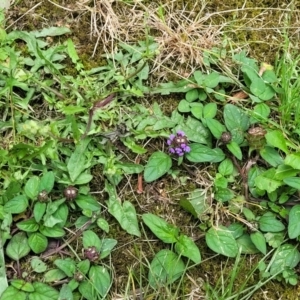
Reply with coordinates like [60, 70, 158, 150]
[135, 156, 143, 194]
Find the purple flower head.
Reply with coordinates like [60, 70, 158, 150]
[167, 130, 190, 156]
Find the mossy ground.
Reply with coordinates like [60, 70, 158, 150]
[5, 0, 300, 298]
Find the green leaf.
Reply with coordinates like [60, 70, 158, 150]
[250, 231, 267, 255]
[28, 232, 48, 254]
[185, 89, 199, 102]
[193, 70, 204, 85]
[75, 195, 101, 211]
[283, 177, 300, 189]
[142, 213, 179, 243]
[34, 202, 46, 223]
[17, 218, 39, 232]
[251, 103, 270, 122]
[77, 260, 90, 275]
[178, 100, 190, 112]
[250, 77, 275, 100]
[82, 230, 102, 252]
[259, 213, 285, 232]
[107, 200, 140, 237]
[148, 250, 185, 289]
[58, 284, 73, 300]
[54, 258, 76, 277]
[285, 153, 300, 170]
[180, 189, 211, 218]
[204, 72, 220, 88]
[218, 158, 234, 176]
[67, 138, 91, 183]
[288, 205, 300, 239]
[236, 234, 260, 254]
[4, 195, 28, 214]
[88, 266, 111, 297]
[31, 257, 47, 273]
[39, 171, 55, 193]
[6, 232, 30, 261]
[44, 269, 67, 282]
[224, 104, 250, 132]
[255, 168, 282, 193]
[24, 176, 40, 200]
[190, 103, 203, 119]
[32, 26, 71, 37]
[175, 235, 201, 264]
[97, 218, 109, 233]
[179, 117, 209, 144]
[270, 244, 300, 276]
[11, 280, 34, 292]
[144, 151, 172, 183]
[29, 282, 59, 300]
[265, 130, 289, 154]
[206, 118, 226, 139]
[99, 239, 118, 259]
[226, 141, 243, 160]
[203, 103, 217, 119]
[186, 144, 225, 163]
[39, 225, 65, 237]
[215, 188, 234, 202]
[0, 286, 27, 300]
[205, 226, 238, 257]
[260, 146, 284, 167]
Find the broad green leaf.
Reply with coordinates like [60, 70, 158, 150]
[0, 286, 27, 300]
[17, 218, 39, 232]
[142, 213, 179, 243]
[97, 218, 109, 233]
[185, 89, 199, 102]
[224, 104, 249, 132]
[285, 153, 300, 170]
[58, 284, 73, 300]
[186, 144, 225, 163]
[148, 250, 185, 289]
[34, 202, 46, 223]
[179, 117, 210, 144]
[255, 168, 282, 193]
[206, 118, 226, 139]
[283, 177, 300, 190]
[6, 232, 30, 261]
[178, 100, 190, 112]
[75, 195, 101, 211]
[73, 173, 93, 185]
[193, 70, 204, 85]
[39, 225, 65, 237]
[117, 162, 144, 174]
[67, 38, 80, 64]
[0, 232, 8, 296]
[259, 213, 285, 232]
[175, 235, 201, 264]
[107, 200, 140, 237]
[31, 257, 47, 273]
[28, 233, 48, 254]
[54, 258, 76, 277]
[24, 176, 40, 200]
[10, 280, 34, 292]
[205, 226, 238, 257]
[215, 188, 234, 202]
[82, 230, 102, 252]
[250, 77, 275, 101]
[99, 239, 117, 259]
[204, 72, 220, 88]
[251, 103, 270, 122]
[4, 195, 28, 214]
[226, 141, 242, 160]
[250, 231, 267, 255]
[228, 223, 244, 239]
[288, 205, 300, 239]
[265, 130, 288, 154]
[260, 146, 284, 167]
[144, 151, 172, 183]
[236, 234, 260, 254]
[218, 158, 234, 176]
[274, 165, 298, 180]
[30, 282, 59, 300]
[88, 266, 111, 298]
[203, 103, 217, 119]
[180, 189, 211, 218]
[270, 244, 300, 275]
[190, 103, 203, 119]
[44, 269, 67, 282]
[67, 138, 91, 182]
[77, 260, 90, 275]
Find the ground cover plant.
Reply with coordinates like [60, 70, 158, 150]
[1, 1, 300, 299]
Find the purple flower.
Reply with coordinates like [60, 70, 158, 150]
[167, 131, 190, 156]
